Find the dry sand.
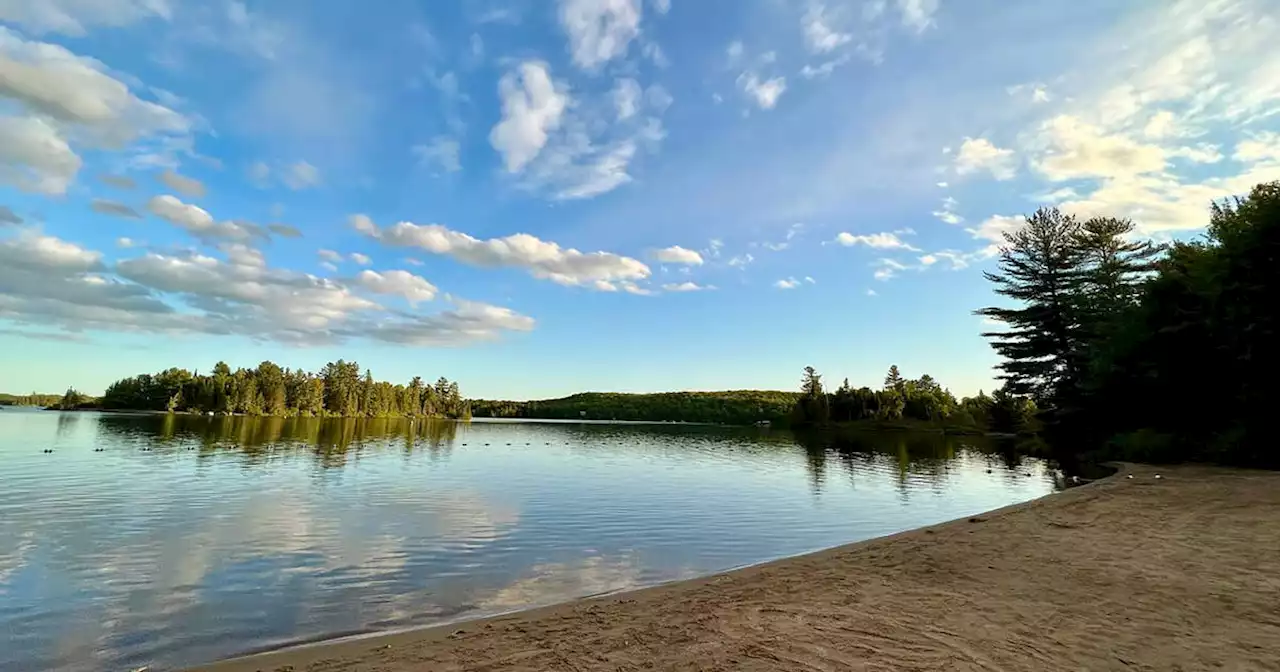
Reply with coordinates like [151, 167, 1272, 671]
[196, 464, 1280, 672]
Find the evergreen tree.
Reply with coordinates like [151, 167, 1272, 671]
[976, 207, 1089, 401]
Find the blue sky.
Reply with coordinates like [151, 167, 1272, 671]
[2, 0, 1278, 399]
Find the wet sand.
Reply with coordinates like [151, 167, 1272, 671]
[196, 464, 1280, 671]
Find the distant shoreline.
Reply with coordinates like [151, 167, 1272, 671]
[192, 463, 1280, 672]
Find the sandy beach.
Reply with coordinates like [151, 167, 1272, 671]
[196, 464, 1280, 672]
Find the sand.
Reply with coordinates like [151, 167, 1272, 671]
[195, 464, 1280, 672]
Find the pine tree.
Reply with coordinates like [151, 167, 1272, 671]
[976, 207, 1089, 401]
[883, 365, 905, 394]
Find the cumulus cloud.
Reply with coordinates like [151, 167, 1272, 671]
[895, 0, 939, 33]
[147, 195, 266, 243]
[651, 245, 703, 265]
[0, 115, 82, 194]
[954, 137, 1016, 180]
[90, 198, 142, 219]
[834, 231, 920, 251]
[349, 252, 371, 266]
[353, 214, 650, 289]
[318, 249, 342, 263]
[490, 61, 665, 200]
[157, 169, 205, 198]
[774, 277, 802, 289]
[0, 27, 189, 148]
[354, 269, 438, 305]
[490, 61, 567, 173]
[737, 72, 786, 109]
[558, 0, 643, 71]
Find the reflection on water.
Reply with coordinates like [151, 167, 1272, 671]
[0, 411, 1058, 671]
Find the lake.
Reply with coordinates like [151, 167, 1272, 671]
[0, 409, 1058, 671]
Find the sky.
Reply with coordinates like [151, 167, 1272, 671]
[1, 0, 1279, 400]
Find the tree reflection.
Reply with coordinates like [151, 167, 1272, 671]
[94, 414, 459, 466]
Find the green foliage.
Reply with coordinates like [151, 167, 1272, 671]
[471, 390, 804, 426]
[980, 181, 1280, 467]
[99, 360, 469, 419]
[0, 393, 63, 407]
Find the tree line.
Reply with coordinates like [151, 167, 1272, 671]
[99, 360, 470, 418]
[978, 181, 1279, 467]
[789, 364, 1035, 434]
[0, 393, 64, 407]
[471, 391, 804, 425]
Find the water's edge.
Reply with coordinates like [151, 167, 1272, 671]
[195, 465, 1119, 671]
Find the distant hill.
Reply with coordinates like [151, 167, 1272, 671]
[0, 393, 62, 407]
[470, 390, 802, 425]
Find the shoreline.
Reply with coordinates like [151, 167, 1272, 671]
[191, 462, 1280, 671]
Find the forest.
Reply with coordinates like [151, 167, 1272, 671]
[471, 390, 803, 425]
[469, 372, 1029, 433]
[786, 365, 1034, 434]
[971, 181, 1278, 467]
[96, 360, 470, 418]
[0, 393, 63, 407]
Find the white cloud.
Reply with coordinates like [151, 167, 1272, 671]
[157, 169, 205, 198]
[866, 288, 877, 296]
[800, 54, 852, 79]
[115, 237, 136, 248]
[1033, 116, 1165, 182]
[651, 245, 703, 265]
[834, 231, 920, 251]
[354, 269, 438, 305]
[1235, 132, 1280, 163]
[895, 0, 939, 33]
[662, 281, 714, 292]
[318, 249, 342, 263]
[147, 195, 265, 243]
[246, 161, 270, 187]
[559, 0, 642, 71]
[774, 277, 802, 289]
[281, 160, 320, 190]
[727, 252, 754, 268]
[802, 4, 852, 53]
[267, 223, 301, 238]
[737, 72, 787, 109]
[0, 115, 81, 194]
[413, 137, 462, 173]
[931, 196, 962, 224]
[613, 77, 642, 121]
[1169, 143, 1223, 164]
[954, 137, 1016, 180]
[490, 61, 665, 200]
[651, 0, 670, 14]
[967, 214, 1025, 254]
[0, 0, 171, 36]
[90, 198, 142, 219]
[804, 276, 816, 284]
[349, 252, 371, 266]
[0, 27, 189, 148]
[353, 214, 651, 288]
[490, 61, 568, 173]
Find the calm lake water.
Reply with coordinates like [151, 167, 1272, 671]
[0, 409, 1058, 671]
